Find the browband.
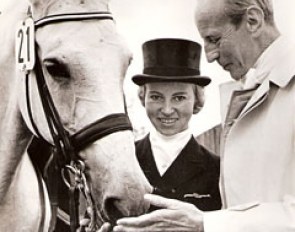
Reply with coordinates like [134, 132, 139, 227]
[35, 12, 113, 28]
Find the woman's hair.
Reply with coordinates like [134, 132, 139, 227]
[137, 84, 205, 114]
[223, 0, 275, 27]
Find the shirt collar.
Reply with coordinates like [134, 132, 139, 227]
[149, 128, 192, 176]
[150, 127, 192, 142]
[243, 35, 295, 89]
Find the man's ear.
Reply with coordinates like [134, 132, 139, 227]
[245, 6, 264, 36]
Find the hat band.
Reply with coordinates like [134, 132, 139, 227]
[143, 67, 200, 76]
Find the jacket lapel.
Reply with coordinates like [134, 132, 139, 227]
[239, 79, 270, 118]
[161, 137, 207, 188]
[220, 79, 270, 121]
[219, 81, 243, 125]
[136, 135, 162, 185]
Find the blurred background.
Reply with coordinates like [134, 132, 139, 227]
[109, 0, 295, 139]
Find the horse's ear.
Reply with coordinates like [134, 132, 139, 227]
[27, 0, 41, 7]
[27, 0, 44, 18]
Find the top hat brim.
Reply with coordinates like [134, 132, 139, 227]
[132, 74, 211, 86]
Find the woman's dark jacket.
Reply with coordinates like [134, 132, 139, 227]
[135, 134, 222, 211]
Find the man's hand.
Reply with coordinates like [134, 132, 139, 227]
[113, 194, 204, 232]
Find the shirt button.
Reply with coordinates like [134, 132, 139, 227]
[171, 188, 176, 193]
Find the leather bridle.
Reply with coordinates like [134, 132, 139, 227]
[25, 11, 133, 232]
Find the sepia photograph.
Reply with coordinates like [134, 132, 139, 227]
[0, 0, 294, 231]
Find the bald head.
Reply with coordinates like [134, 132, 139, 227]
[195, 0, 225, 17]
[194, 0, 229, 36]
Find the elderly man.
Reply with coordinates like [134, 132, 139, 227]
[106, 0, 295, 231]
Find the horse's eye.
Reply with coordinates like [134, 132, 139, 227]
[43, 59, 70, 79]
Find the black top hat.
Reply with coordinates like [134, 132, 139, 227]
[132, 38, 211, 86]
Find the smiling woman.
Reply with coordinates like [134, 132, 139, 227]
[144, 82, 198, 136]
[129, 38, 221, 211]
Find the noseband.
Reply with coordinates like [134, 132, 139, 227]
[25, 11, 132, 232]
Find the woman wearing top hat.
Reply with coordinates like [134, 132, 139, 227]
[132, 38, 221, 211]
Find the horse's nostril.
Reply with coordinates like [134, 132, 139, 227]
[103, 197, 124, 224]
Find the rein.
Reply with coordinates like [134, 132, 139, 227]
[26, 12, 132, 232]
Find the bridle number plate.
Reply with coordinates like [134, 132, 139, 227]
[15, 17, 35, 71]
